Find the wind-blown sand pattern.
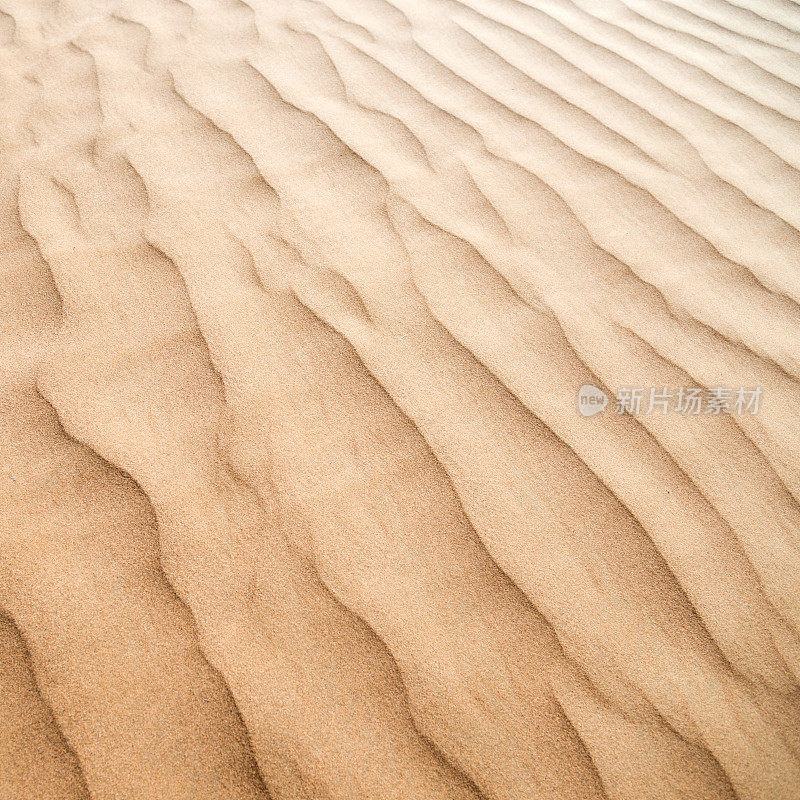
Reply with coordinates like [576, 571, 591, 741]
[0, 0, 799, 797]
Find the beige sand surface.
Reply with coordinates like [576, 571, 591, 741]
[1, 0, 799, 797]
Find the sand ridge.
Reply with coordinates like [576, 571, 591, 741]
[0, 0, 799, 798]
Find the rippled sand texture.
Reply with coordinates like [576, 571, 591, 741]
[1, 0, 800, 798]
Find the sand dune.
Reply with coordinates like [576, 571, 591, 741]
[0, 0, 799, 798]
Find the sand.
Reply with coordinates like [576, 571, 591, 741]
[0, 0, 799, 798]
